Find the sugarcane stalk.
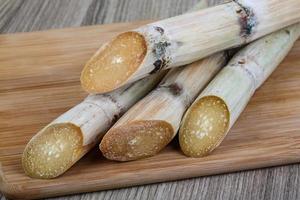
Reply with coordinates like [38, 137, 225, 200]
[22, 72, 165, 179]
[100, 52, 228, 161]
[21, 1, 208, 179]
[98, 0, 227, 162]
[80, 0, 300, 94]
[179, 23, 300, 157]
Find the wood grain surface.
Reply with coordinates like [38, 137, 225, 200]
[1, 0, 300, 200]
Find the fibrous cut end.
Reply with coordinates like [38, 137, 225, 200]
[81, 31, 147, 94]
[179, 96, 230, 157]
[22, 123, 84, 179]
[100, 120, 174, 161]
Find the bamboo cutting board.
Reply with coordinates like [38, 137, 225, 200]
[1, 21, 300, 200]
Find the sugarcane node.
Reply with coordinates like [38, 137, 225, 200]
[159, 83, 183, 96]
[102, 94, 122, 111]
[233, 0, 257, 39]
[150, 57, 170, 74]
[102, 94, 117, 104]
[149, 37, 171, 74]
[151, 60, 163, 74]
[285, 30, 291, 35]
[152, 41, 171, 57]
[154, 26, 165, 35]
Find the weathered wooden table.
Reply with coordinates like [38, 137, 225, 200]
[1, 0, 300, 199]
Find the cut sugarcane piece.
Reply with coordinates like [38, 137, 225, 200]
[80, 0, 210, 94]
[22, 72, 165, 179]
[179, 23, 300, 157]
[22, 1, 209, 179]
[100, 52, 229, 161]
[81, 0, 300, 94]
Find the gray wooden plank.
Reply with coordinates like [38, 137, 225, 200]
[81, 0, 222, 25]
[45, 164, 300, 200]
[81, 0, 198, 25]
[0, 0, 24, 33]
[1, 0, 300, 200]
[0, 0, 94, 33]
[0, 0, 223, 33]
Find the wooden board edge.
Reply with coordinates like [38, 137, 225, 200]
[0, 160, 54, 200]
[7, 156, 300, 200]
[0, 162, 20, 200]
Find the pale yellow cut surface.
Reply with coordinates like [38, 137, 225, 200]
[179, 96, 230, 157]
[100, 120, 173, 161]
[22, 123, 84, 179]
[81, 32, 147, 93]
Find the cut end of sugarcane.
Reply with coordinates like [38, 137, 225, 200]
[22, 123, 84, 179]
[179, 96, 230, 157]
[81, 31, 147, 94]
[100, 120, 174, 161]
